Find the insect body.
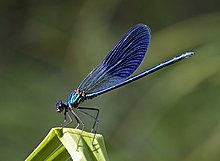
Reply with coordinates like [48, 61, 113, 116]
[56, 24, 194, 146]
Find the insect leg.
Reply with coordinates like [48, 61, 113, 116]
[77, 107, 99, 146]
[68, 106, 85, 149]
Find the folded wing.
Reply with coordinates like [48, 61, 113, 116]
[78, 24, 151, 94]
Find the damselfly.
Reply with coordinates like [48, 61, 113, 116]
[56, 24, 194, 146]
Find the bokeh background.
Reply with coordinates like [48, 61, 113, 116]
[1, 0, 220, 160]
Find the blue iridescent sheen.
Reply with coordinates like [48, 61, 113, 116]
[56, 24, 194, 147]
[66, 24, 194, 103]
[67, 91, 79, 104]
[77, 24, 150, 96]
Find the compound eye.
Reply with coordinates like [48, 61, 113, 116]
[56, 101, 64, 113]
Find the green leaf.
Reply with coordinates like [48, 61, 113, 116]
[25, 128, 109, 161]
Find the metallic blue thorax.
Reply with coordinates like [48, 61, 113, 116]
[67, 91, 80, 104]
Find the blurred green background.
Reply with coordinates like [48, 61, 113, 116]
[1, 0, 220, 160]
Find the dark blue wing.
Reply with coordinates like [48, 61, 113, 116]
[78, 24, 151, 94]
